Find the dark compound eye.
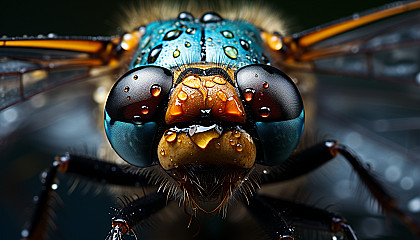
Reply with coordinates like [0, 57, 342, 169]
[236, 64, 303, 122]
[105, 66, 172, 124]
[104, 66, 173, 167]
[235, 64, 305, 166]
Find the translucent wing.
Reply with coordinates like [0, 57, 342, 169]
[276, 0, 420, 85]
[0, 32, 140, 111]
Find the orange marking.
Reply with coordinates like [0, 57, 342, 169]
[298, 1, 420, 47]
[1, 39, 105, 53]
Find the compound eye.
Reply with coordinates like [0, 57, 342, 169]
[236, 64, 303, 121]
[236, 64, 304, 166]
[104, 66, 173, 167]
[105, 66, 173, 124]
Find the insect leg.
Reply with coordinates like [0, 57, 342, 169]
[246, 194, 357, 240]
[104, 192, 167, 240]
[245, 194, 294, 240]
[260, 140, 420, 238]
[21, 153, 154, 240]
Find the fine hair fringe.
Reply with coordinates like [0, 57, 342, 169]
[118, 0, 288, 34]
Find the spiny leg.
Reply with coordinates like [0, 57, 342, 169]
[246, 194, 357, 240]
[245, 194, 294, 240]
[105, 192, 168, 240]
[21, 153, 154, 240]
[260, 140, 420, 238]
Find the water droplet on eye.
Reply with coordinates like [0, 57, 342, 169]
[263, 82, 269, 89]
[160, 149, 165, 156]
[165, 131, 177, 143]
[259, 107, 271, 118]
[223, 46, 238, 59]
[254, 74, 258, 78]
[243, 88, 255, 101]
[186, 28, 196, 34]
[163, 29, 182, 41]
[147, 44, 163, 63]
[236, 143, 243, 152]
[150, 84, 161, 97]
[185, 41, 191, 47]
[127, 96, 131, 100]
[141, 105, 149, 115]
[133, 75, 138, 80]
[124, 86, 130, 92]
[177, 91, 188, 101]
[239, 39, 250, 50]
[173, 48, 180, 58]
[220, 30, 234, 39]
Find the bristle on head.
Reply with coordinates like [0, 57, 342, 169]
[119, 0, 287, 34]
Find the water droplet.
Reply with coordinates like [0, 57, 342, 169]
[263, 82, 269, 89]
[259, 107, 271, 117]
[127, 96, 131, 100]
[252, 58, 258, 63]
[160, 149, 165, 156]
[133, 75, 138, 80]
[205, 80, 215, 88]
[147, 44, 162, 63]
[233, 130, 241, 138]
[243, 88, 255, 101]
[262, 169, 269, 174]
[215, 142, 221, 149]
[178, 12, 194, 21]
[236, 144, 243, 152]
[200, 12, 223, 23]
[217, 91, 227, 102]
[150, 84, 161, 97]
[207, 37, 213, 41]
[213, 76, 226, 85]
[177, 138, 182, 143]
[124, 86, 129, 92]
[223, 46, 238, 60]
[186, 28, 196, 34]
[229, 139, 236, 146]
[207, 97, 212, 101]
[165, 131, 177, 143]
[141, 105, 149, 115]
[183, 75, 201, 88]
[185, 41, 191, 47]
[239, 39, 250, 50]
[255, 74, 258, 78]
[173, 48, 180, 58]
[221, 30, 234, 39]
[225, 97, 243, 116]
[177, 91, 188, 101]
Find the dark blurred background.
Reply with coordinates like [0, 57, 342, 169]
[2, 0, 420, 239]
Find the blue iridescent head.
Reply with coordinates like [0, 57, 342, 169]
[104, 12, 304, 171]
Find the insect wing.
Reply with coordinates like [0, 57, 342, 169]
[281, 1, 420, 85]
[0, 35, 125, 111]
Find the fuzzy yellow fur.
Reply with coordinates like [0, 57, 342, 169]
[119, 0, 287, 34]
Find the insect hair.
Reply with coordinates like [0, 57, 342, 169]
[119, 0, 288, 34]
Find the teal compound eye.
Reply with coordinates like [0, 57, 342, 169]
[104, 66, 173, 167]
[235, 64, 305, 166]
